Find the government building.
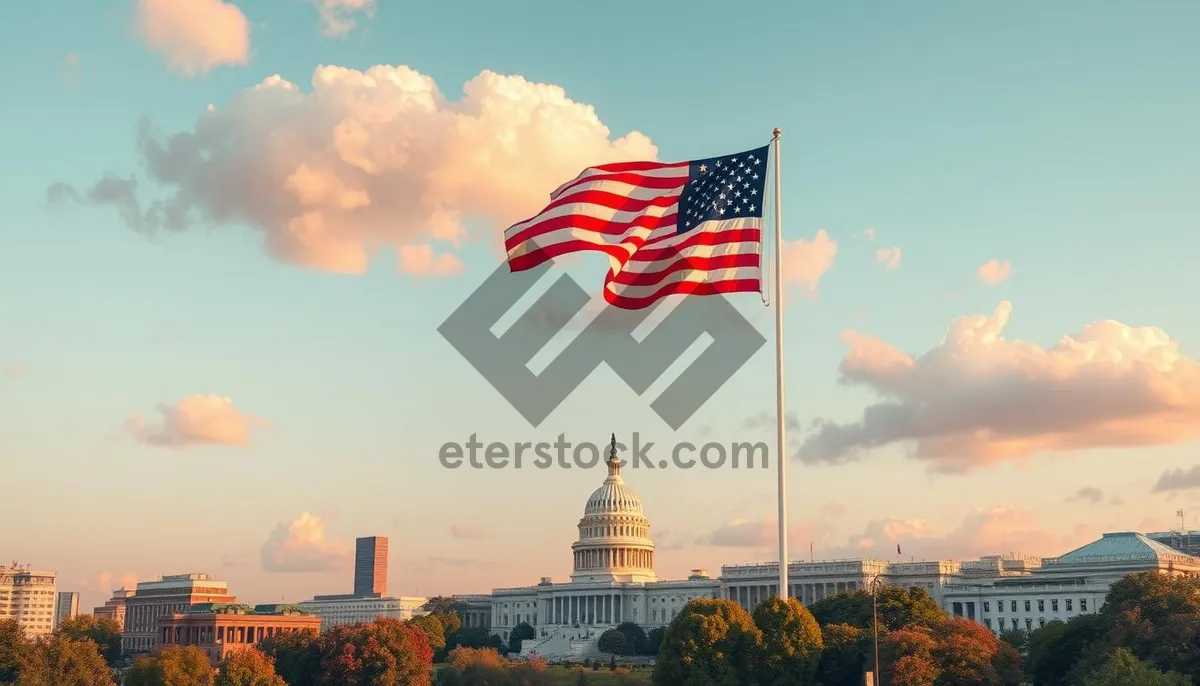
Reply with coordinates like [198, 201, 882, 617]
[476, 436, 1200, 659]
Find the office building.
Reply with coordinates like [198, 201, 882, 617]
[0, 564, 57, 638]
[93, 588, 135, 631]
[122, 573, 235, 654]
[354, 537, 388, 598]
[54, 591, 79, 628]
[297, 594, 427, 631]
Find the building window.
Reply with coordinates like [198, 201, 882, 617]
[1080, 599, 1088, 612]
[1024, 601, 1031, 612]
[1037, 600, 1044, 612]
[998, 618, 1006, 630]
[984, 619, 991, 629]
[1010, 601, 1017, 612]
[1025, 619, 1032, 630]
[1051, 600, 1058, 612]
[983, 601, 990, 613]
[1066, 599, 1073, 612]
[1039, 618, 1046, 628]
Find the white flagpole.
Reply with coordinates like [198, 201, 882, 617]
[771, 127, 789, 600]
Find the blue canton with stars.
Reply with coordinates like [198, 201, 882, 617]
[677, 144, 769, 233]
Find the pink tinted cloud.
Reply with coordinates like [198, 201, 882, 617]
[781, 230, 838, 297]
[136, 0, 250, 76]
[875, 246, 902, 270]
[977, 259, 1013, 285]
[799, 301, 1200, 472]
[6, 364, 26, 377]
[127, 394, 258, 448]
[844, 508, 1081, 560]
[311, 0, 374, 36]
[51, 65, 655, 275]
[398, 244, 464, 277]
[261, 513, 353, 573]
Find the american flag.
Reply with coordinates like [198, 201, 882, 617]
[504, 145, 770, 310]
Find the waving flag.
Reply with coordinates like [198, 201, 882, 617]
[504, 145, 769, 310]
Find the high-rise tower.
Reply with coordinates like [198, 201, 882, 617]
[354, 536, 388, 597]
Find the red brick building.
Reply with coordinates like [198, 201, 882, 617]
[156, 603, 320, 666]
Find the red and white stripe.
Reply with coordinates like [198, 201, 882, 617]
[504, 160, 762, 310]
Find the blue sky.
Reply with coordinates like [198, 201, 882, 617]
[2, 0, 1199, 611]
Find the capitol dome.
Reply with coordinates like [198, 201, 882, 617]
[570, 435, 656, 584]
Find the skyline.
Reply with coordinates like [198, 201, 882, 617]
[3, 0, 1200, 614]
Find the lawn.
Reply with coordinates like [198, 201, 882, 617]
[433, 663, 652, 685]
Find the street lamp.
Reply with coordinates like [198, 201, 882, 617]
[870, 574, 883, 686]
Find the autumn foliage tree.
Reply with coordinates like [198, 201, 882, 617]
[125, 645, 215, 686]
[314, 617, 432, 685]
[434, 647, 554, 686]
[214, 647, 286, 686]
[13, 634, 115, 686]
[54, 615, 123, 667]
[408, 614, 447, 654]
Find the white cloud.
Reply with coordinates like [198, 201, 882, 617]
[781, 230, 837, 297]
[261, 513, 352, 573]
[875, 246, 902, 270]
[799, 301, 1200, 472]
[977, 259, 1013, 285]
[50, 64, 655, 276]
[135, 0, 250, 76]
[127, 394, 257, 448]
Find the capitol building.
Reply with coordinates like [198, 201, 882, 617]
[475, 435, 1200, 660]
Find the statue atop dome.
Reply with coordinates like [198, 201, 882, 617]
[606, 433, 621, 480]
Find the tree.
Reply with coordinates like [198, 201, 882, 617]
[598, 630, 630, 656]
[0, 619, 27, 683]
[314, 618, 432, 685]
[214, 648, 286, 686]
[642, 627, 664, 657]
[929, 617, 1022, 685]
[614, 623, 647, 655]
[879, 629, 939, 686]
[258, 630, 319, 686]
[808, 586, 945, 633]
[1103, 573, 1200, 625]
[54, 615, 123, 667]
[1027, 614, 1106, 686]
[1080, 648, 1193, 686]
[652, 599, 762, 686]
[420, 597, 462, 639]
[998, 627, 1029, 656]
[13, 635, 114, 686]
[814, 623, 867, 686]
[124, 645, 215, 686]
[435, 647, 553, 686]
[445, 627, 506, 656]
[506, 623, 535, 654]
[752, 596, 823, 685]
[409, 615, 447, 654]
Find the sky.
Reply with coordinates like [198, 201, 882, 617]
[2, 0, 1199, 613]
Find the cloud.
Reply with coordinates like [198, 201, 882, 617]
[6, 364, 26, 378]
[696, 518, 815, 549]
[863, 228, 876, 242]
[261, 512, 353, 573]
[742, 411, 801, 432]
[655, 530, 689, 551]
[94, 572, 140, 594]
[50, 65, 655, 275]
[977, 259, 1013, 285]
[1153, 466, 1200, 493]
[311, 0, 374, 36]
[126, 394, 257, 448]
[844, 507, 1074, 560]
[1066, 487, 1105, 504]
[397, 244, 464, 277]
[875, 247, 902, 270]
[449, 523, 485, 540]
[781, 230, 837, 297]
[135, 0, 250, 76]
[798, 301, 1200, 473]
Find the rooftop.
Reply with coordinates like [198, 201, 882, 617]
[1047, 532, 1200, 565]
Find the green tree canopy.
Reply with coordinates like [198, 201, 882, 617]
[214, 648, 285, 686]
[54, 615, 122, 667]
[409, 614, 447, 654]
[751, 596, 823, 685]
[507, 623, 535, 654]
[597, 630, 630, 656]
[998, 627, 1028, 656]
[652, 599, 762, 686]
[808, 586, 945, 633]
[125, 645, 215, 686]
[420, 597, 462, 638]
[258, 630, 319, 686]
[813, 622, 866, 686]
[1103, 573, 1200, 625]
[445, 627, 507, 656]
[642, 627, 664, 657]
[613, 623, 646, 655]
[1080, 648, 1193, 686]
[13, 635, 114, 686]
